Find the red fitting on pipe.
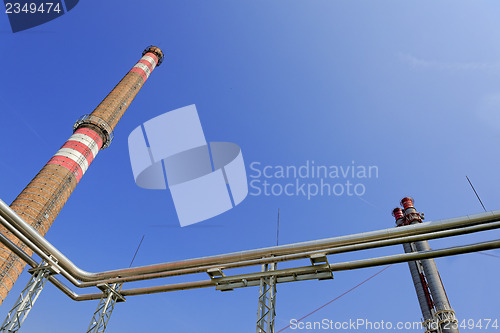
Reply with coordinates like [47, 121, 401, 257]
[392, 207, 405, 227]
[392, 207, 404, 220]
[400, 197, 415, 210]
[392, 207, 405, 226]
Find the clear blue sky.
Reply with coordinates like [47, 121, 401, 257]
[1, 1, 500, 332]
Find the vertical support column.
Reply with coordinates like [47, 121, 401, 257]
[403, 244, 435, 319]
[256, 262, 277, 333]
[86, 283, 125, 333]
[400, 197, 459, 333]
[0, 262, 55, 333]
[414, 241, 459, 333]
[393, 207, 437, 333]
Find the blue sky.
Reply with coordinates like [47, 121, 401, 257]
[1, 1, 500, 332]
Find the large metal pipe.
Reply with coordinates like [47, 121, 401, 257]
[1, 209, 500, 300]
[2, 209, 500, 290]
[393, 206, 434, 323]
[0, 46, 164, 304]
[415, 240, 459, 333]
[120, 237, 500, 297]
[0, 228, 102, 301]
[403, 243, 434, 321]
[0, 214, 80, 286]
[120, 280, 214, 296]
[1, 198, 500, 284]
[414, 241, 451, 311]
[74, 219, 500, 287]
[401, 198, 459, 333]
[329, 238, 500, 271]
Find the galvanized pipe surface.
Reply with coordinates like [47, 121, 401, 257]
[0, 214, 82, 287]
[1, 210, 500, 299]
[50, 237, 500, 297]
[403, 242, 433, 321]
[0, 229, 101, 301]
[3, 216, 499, 292]
[414, 241, 453, 312]
[329, 238, 500, 271]
[0, 229, 207, 300]
[120, 280, 214, 297]
[118, 237, 500, 296]
[1, 198, 500, 283]
[74, 219, 500, 288]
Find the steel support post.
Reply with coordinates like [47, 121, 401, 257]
[256, 262, 277, 333]
[0, 262, 54, 333]
[86, 283, 125, 333]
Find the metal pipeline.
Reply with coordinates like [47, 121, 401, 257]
[0, 214, 83, 286]
[1, 205, 500, 299]
[393, 206, 435, 324]
[117, 237, 500, 297]
[403, 243, 434, 321]
[414, 241, 453, 311]
[2, 211, 500, 290]
[1, 198, 500, 283]
[0, 229, 213, 299]
[0, 229, 101, 301]
[74, 219, 500, 287]
[329, 238, 500, 271]
[214, 238, 500, 282]
[400, 197, 459, 333]
[120, 280, 214, 297]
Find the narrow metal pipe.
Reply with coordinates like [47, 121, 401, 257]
[0, 214, 82, 287]
[329, 238, 500, 271]
[0, 230, 102, 301]
[120, 280, 214, 296]
[1, 198, 500, 283]
[0, 228, 213, 299]
[48, 277, 103, 301]
[198, 238, 500, 285]
[414, 241, 453, 312]
[400, 197, 459, 333]
[116, 238, 500, 297]
[403, 242, 433, 321]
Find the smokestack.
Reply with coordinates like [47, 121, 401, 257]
[392, 207, 436, 330]
[0, 46, 164, 304]
[397, 197, 459, 333]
